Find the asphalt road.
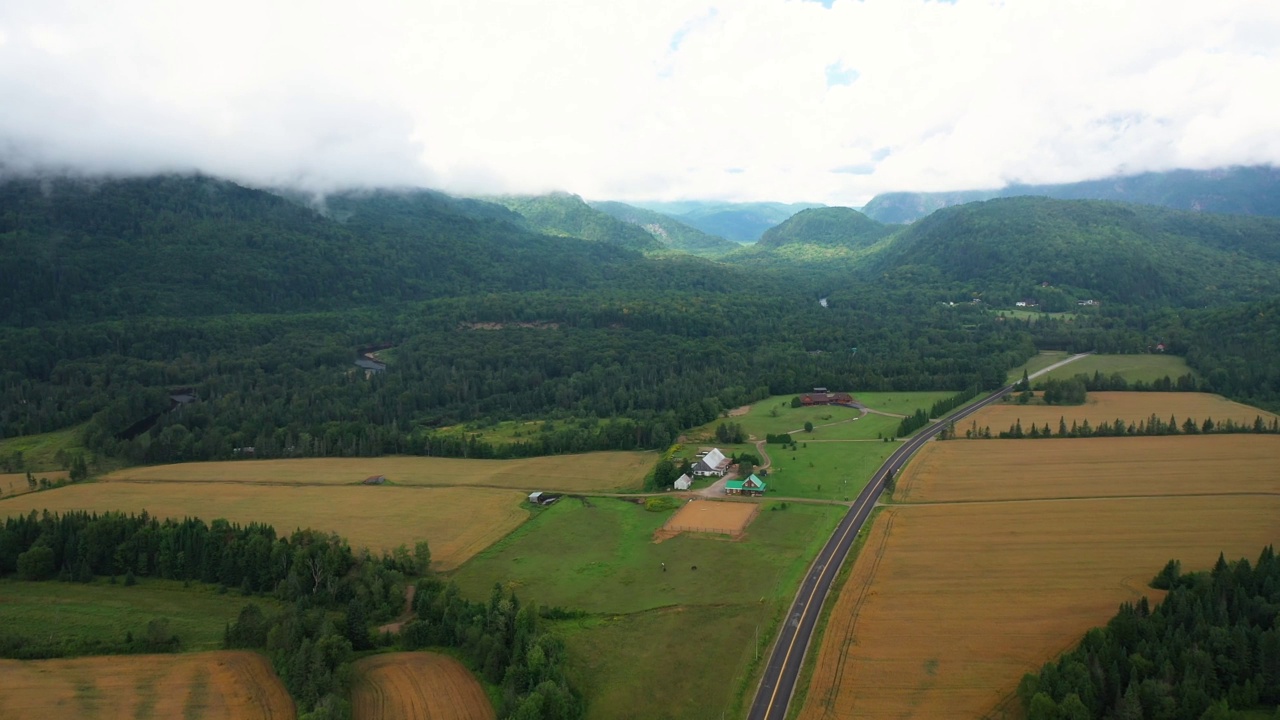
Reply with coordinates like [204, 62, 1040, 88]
[745, 354, 1089, 720]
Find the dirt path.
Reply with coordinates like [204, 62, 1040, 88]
[376, 583, 417, 635]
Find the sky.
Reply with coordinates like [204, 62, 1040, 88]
[1, 0, 1278, 205]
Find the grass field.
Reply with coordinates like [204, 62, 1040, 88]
[0, 579, 285, 652]
[1007, 351, 1071, 383]
[995, 309, 1078, 323]
[0, 484, 528, 570]
[452, 497, 844, 719]
[0, 427, 85, 473]
[797, 435, 1280, 720]
[763, 440, 896, 501]
[968, 391, 1278, 437]
[0, 470, 70, 498]
[1038, 353, 1194, 384]
[102, 452, 654, 492]
[0, 650, 293, 719]
[896, 435, 1280, 503]
[352, 652, 494, 720]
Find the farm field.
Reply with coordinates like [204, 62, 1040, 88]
[796, 435, 1280, 720]
[0, 650, 293, 719]
[352, 652, 494, 720]
[968, 391, 1277, 435]
[0, 426, 86, 473]
[661, 498, 759, 537]
[896, 435, 1280, 503]
[1006, 351, 1071, 383]
[452, 497, 843, 719]
[0, 484, 527, 570]
[0, 579, 286, 652]
[1, 470, 69, 498]
[101, 451, 653, 492]
[995, 309, 1078, 323]
[763, 439, 895, 501]
[1038, 353, 1193, 384]
[698, 391, 959, 441]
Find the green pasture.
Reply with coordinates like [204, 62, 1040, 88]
[0, 426, 86, 473]
[561, 603, 775, 720]
[847, 391, 958, 419]
[451, 497, 842, 614]
[1039, 353, 1194, 385]
[0, 578, 284, 652]
[1007, 351, 1072, 383]
[695, 391, 960, 441]
[995, 309, 1078, 323]
[763, 440, 895, 501]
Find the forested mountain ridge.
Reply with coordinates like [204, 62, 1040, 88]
[862, 165, 1280, 224]
[862, 197, 1280, 308]
[490, 193, 664, 253]
[753, 207, 894, 250]
[0, 176, 749, 326]
[628, 200, 825, 242]
[588, 200, 740, 257]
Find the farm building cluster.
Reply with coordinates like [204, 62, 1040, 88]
[799, 388, 854, 406]
[676, 447, 768, 496]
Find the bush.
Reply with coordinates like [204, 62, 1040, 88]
[644, 497, 681, 512]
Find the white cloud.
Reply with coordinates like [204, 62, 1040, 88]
[1, 0, 1277, 204]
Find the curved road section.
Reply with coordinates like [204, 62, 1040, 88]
[746, 353, 1089, 720]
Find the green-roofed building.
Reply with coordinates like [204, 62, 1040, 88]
[724, 474, 767, 497]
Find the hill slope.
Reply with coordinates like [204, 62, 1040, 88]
[862, 165, 1280, 224]
[589, 201, 739, 257]
[0, 177, 652, 324]
[754, 207, 893, 250]
[491, 193, 663, 253]
[631, 201, 825, 242]
[864, 197, 1280, 307]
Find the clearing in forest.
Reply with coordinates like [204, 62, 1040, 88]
[0, 650, 292, 720]
[0, 470, 69, 498]
[352, 652, 495, 720]
[1036, 353, 1193, 384]
[966, 391, 1277, 436]
[0, 484, 527, 571]
[658, 499, 759, 539]
[101, 451, 652, 492]
[796, 435, 1280, 720]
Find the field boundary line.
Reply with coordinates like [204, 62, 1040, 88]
[889, 490, 1280, 507]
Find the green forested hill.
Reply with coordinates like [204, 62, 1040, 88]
[753, 207, 893, 250]
[862, 165, 1280, 224]
[589, 200, 739, 257]
[630, 200, 824, 242]
[863, 197, 1280, 308]
[0, 177, 692, 325]
[491, 193, 663, 253]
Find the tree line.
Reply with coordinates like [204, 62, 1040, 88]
[0, 509, 578, 720]
[953, 413, 1280, 440]
[1018, 546, 1280, 720]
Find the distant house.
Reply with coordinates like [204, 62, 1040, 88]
[363, 475, 386, 485]
[673, 473, 693, 491]
[799, 388, 854, 406]
[693, 448, 731, 477]
[725, 474, 767, 497]
[1077, 299, 1098, 306]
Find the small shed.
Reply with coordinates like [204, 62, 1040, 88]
[528, 491, 544, 504]
[673, 473, 693, 491]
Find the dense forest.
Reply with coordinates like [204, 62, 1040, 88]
[0, 509, 576, 720]
[1019, 547, 1280, 720]
[2, 174, 1280, 471]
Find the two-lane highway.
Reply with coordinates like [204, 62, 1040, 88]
[746, 353, 1089, 720]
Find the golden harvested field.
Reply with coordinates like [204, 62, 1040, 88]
[798, 435, 1280, 720]
[968, 391, 1276, 433]
[0, 471, 69, 498]
[0, 650, 292, 720]
[0, 484, 527, 570]
[896, 435, 1280, 503]
[102, 452, 653, 492]
[352, 652, 494, 720]
[662, 499, 760, 537]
